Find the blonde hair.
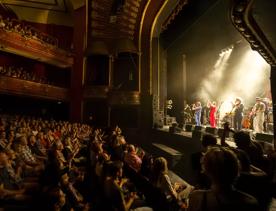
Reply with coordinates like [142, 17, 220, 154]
[152, 157, 168, 183]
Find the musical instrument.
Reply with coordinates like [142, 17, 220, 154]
[242, 115, 251, 129]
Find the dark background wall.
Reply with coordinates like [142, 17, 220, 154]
[161, 0, 244, 121]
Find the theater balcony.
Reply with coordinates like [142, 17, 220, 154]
[0, 27, 73, 68]
[0, 75, 69, 101]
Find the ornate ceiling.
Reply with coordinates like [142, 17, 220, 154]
[0, 0, 85, 26]
[1, 0, 71, 12]
[90, 0, 147, 41]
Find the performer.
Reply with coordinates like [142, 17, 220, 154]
[182, 104, 193, 125]
[207, 101, 217, 127]
[201, 102, 209, 125]
[192, 101, 202, 126]
[252, 97, 266, 133]
[233, 97, 244, 131]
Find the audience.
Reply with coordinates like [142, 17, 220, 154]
[188, 146, 260, 211]
[151, 157, 194, 208]
[0, 15, 58, 48]
[124, 144, 143, 172]
[0, 65, 52, 85]
[0, 113, 275, 211]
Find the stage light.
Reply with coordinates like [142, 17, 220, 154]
[199, 45, 233, 101]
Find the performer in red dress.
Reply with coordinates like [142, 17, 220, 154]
[208, 101, 217, 127]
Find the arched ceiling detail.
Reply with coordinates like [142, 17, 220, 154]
[151, 0, 189, 37]
[0, 0, 82, 26]
[89, 0, 147, 41]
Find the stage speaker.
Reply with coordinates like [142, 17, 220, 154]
[169, 126, 176, 133]
[194, 125, 204, 131]
[217, 128, 229, 138]
[255, 133, 274, 144]
[185, 124, 193, 132]
[205, 127, 218, 135]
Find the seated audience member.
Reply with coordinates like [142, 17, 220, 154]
[233, 131, 264, 169]
[28, 135, 46, 158]
[109, 132, 127, 161]
[124, 144, 143, 171]
[191, 134, 217, 189]
[102, 161, 152, 211]
[0, 15, 5, 28]
[95, 152, 110, 179]
[59, 172, 87, 210]
[152, 157, 194, 206]
[188, 147, 260, 211]
[103, 161, 136, 211]
[15, 136, 44, 169]
[0, 151, 23, 190]
[234, 149, 271, 211]
[140, 154, 154, 179]
[0, 130, 8, 150]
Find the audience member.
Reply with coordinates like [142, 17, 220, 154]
[188, 146, 260, 211]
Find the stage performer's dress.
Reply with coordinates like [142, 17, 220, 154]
[252, 102, 265, 133]
[209, 105, 216, 127]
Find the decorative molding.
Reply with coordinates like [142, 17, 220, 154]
[150, 0, 169, 95]
[230, 0, 276, 66]
[2, 0, 69, 13]
[108, 91, 140, 105]
[0, 28, 73, 68]
[161, 0, 189, 32]
[83, 86, 109, 98]
[0, 76, 69, 101]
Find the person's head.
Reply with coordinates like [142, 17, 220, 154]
[97, 152, 110, 164]
[201, 147, 239, 186]
[256, 97, 261, 103]
[235, 97, 242, 104]
[60, 173, 69, 186]
[6, 149, 16, 161]
[7, 130, 15, 139]
[196, 101, 201, 106]
[29, 135, 36, 145]
[127, 144, 136, 153]
[233, 131, 251, 149]
[63, 137, 71, 146]
[202, 134, 217, 150]
[108, 161, 124, 179]
[153, 157, 168, 177]
[54, 141, 64, 151]
[19, 135, 28, 146]
[0, 131, 6, 139]
[0, 152, 9, 166]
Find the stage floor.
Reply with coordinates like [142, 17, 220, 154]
[157, 125, 237, 148]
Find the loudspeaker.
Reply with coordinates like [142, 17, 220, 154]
[194, 125, 204, 131]
[169, 126, 176, 133]
[217, 128, 230, 138]
[205, 127, 218, 135]
[255, 133, 274, 144]
[185, 124, 193, 132]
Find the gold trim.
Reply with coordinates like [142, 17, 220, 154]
[138, 0, 151, 92]
[82, 0, 89, 86]
[150, 0, 169, 95]
[82, 57, 87, 86]
[108, 55, 113, 87]
[161, 0, 188, 32]
[85, 0, 88, 49]
[230, 0, 276, 66]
